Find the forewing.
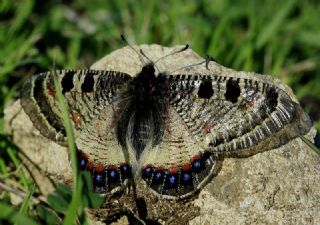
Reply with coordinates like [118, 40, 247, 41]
[139, 108, 217, 199]
[164, 73, 312, 154]
[21, 69, 131, 143]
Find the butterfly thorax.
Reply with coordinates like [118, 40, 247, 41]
[116, 64, 167, 158]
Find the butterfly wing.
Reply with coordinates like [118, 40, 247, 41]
[21, 69, 131, 143]
[21, 69, 133, 194]
[139, 104, 217, 199]
[75, 104, 133, 194]
[139, 70, 312, 199]
[165, 73, 312, 155]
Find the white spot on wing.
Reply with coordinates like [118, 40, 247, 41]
[278, 102, 291, 120]
[271, 112, 282, 128]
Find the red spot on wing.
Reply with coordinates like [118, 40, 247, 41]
[108, 165, 117, 170]
[87, 161, 94, 170]
[244, 89, 261, 108]
[246, 100, 255, 108]
[182, 164, 191, 171]
[144, 164, 154, 169]
[156, 165, 165, 171]
[191, 155, 201, 161]
[48, 85, 56, 97]
[169, 166, 179, 174]
[47, 76, 56, 97]
[71, 111, 81, 127]
[202, 121, 214, 134]
[79, 150, 89, 160]
[95, 164, 105, 173]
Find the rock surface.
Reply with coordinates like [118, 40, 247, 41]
[5, 44, 320, 224]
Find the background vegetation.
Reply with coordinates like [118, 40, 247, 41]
[0, 0, 319, 224]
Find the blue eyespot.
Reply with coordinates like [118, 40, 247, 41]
[192, 160, 203, 172]
[93, 172, 106, 187]
[110, 170, 116, 178]
[95, 174, 103, 182]
[193, 160, 201, 168]
[107, 169, 118, 182]
[146, 167, 152, 173]
[169, 175, 177, 185]
[121, 165, 128, 172]
[155, 171, 163, 180]
[142, 166, 154, 178]
[120, 164, 131, 178]
[79, 158, 88, 170]
[181, 172, 192, 184]
[164, 173, 178, 188]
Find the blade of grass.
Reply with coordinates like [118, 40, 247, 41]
[36, 205, 61, 225]
[0, 158, 8, 176]
[299, 135, 320, 156]
[6, 147, 29, 188]
[53, 72, 82, 225]
[18, 184, 35, 215]
[256, 0, 296, 49]
[0, 202, 40, 225]
[9, 0, 35, 34]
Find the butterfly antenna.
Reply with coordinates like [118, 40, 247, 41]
[169, 59, 206, 74]
[120, 34, 146, 65]
[154, 44, 189, 64]
[121, 34, 161, 73]
[204, 54, 216, 69]
[169, 53, 217, 74]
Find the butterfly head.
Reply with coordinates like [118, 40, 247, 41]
[139, 63, 157, 78]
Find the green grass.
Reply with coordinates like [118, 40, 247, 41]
[53, 71, 82, 225]
[0, 0, 319, 224]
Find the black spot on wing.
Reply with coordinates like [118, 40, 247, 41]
[225, 78, 240, 103]
[81, 71, 95, 92]
[61, 70, 75, 94]
[198, 79, 214, 99]
[265, 87, 278, 111]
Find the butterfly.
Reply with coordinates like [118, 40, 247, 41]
[20, 42, 312, 199]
